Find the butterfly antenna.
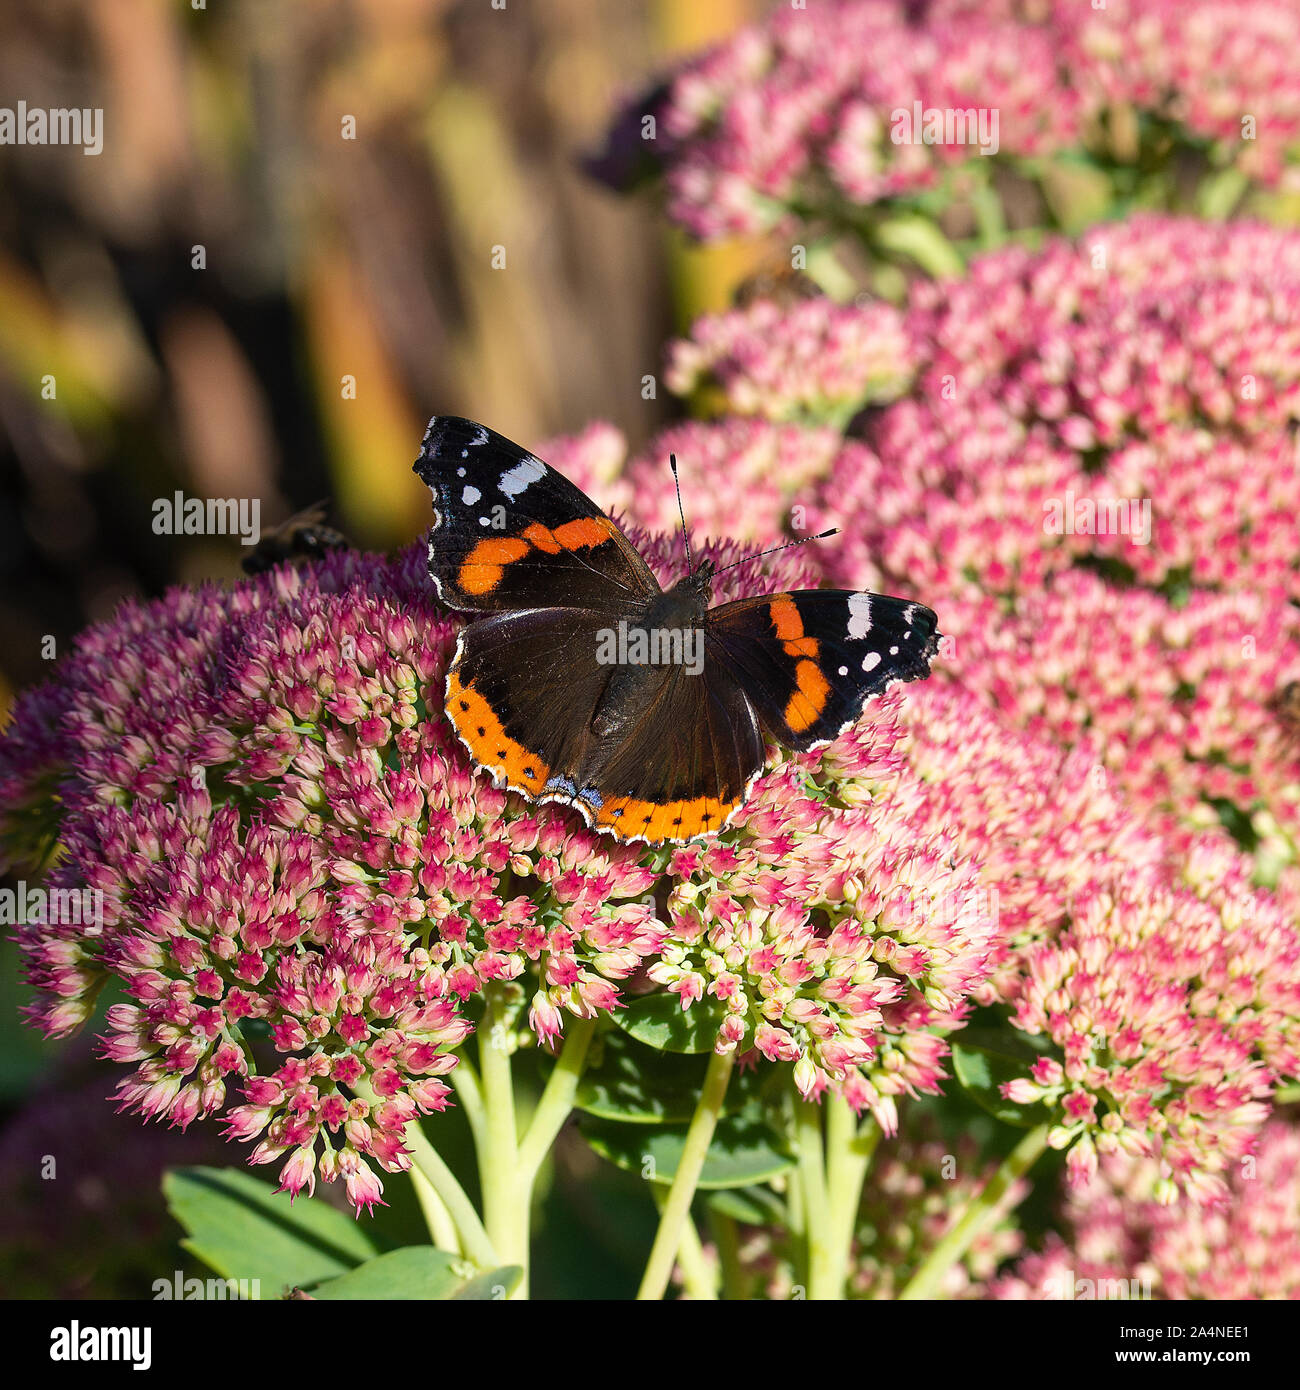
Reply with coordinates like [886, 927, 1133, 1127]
[670, 453, 694, 572]
[711, 529, 840, 577]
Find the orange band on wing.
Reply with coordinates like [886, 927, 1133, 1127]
[521, 522, 562, 554]
[768, 594, 820, 659]
[783, 658, 831, 733]
[446, 670, 550, 795]
[594, 791, 735, 842]
[552, 516, 618, 550]
[457, 537, 531, 595]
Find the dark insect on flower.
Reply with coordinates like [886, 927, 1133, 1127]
[732, 265, 824, 309]
[241, 500, 349, 575]
[1271, 679, 1300, 727]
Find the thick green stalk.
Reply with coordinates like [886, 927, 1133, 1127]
[477, 985, 528, 1294]
[651, 1186, 718, 1299]
[516, 1016, 597, 1182]
[637, 1047, 736, 1300]
[447, 1053, 487, 1153]
[898, 1123, 1049, 1301]
[823, 1098, 878, 1299]
[401, 1118, 498, 1269]
[352, 1076, 497, 1269]
[410, 1166, 460, 1253]
[796, 1100, 835, 1299]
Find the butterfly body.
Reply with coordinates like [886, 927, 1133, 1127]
[415, 417, 938, 845]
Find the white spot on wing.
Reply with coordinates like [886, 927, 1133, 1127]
[838, 665, 848, 676]
[847, 592, 873, 639]
[479, 516, 491, 527]
[498, 455, 547, 500]
[862, 651, 882, 672]
[462, 485, 481, 505]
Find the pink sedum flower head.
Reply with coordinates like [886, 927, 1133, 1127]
[1, 526, 981, 1201]
[1, 546, 667, 1209]
[994, 1120, 1300, 1299]
[654, 217, 1300, 876]
[595, 0, 1078, 239]
[597, 2, 1300, 238]
[665, 295, 913, 425]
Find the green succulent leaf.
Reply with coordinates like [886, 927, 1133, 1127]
[575, 1028, 724, 1123]
[311, 1247, 521, 1301]
[610, 993, 727, 1054]
[951, 1042, 1043, 1130]
[579, 1102, 794, 1189]
[163, 1166, 380, 1298]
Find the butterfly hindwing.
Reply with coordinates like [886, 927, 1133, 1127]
[416, 416, 658, 614]
[706, 590, 939, 751]
[446, 604, 766, 844]
[575, 659, 765, 842]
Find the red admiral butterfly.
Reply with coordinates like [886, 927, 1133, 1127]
[414, 417, 939, 845]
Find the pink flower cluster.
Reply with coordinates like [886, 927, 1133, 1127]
[993, 1120, 1300, 1298]
[895, 683, 1300, 1203]
[653, 699, 999, 1134]
[544, 416, 837, 551]
[2, 548, 666, 1209]
[1, 530, 1000, 1194]
[602, 0, 1075, 239]
[599, 0, 1300, 237]
[644, 218, 1300, 873]
[1056, 0, 1300, 185]
[665, 294, 912, 423]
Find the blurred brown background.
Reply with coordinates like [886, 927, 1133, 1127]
[0, 0, 768, 710]
[0, 0, 772, 1297]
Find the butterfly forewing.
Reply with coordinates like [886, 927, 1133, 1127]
[416, 416, 658, 613]
[706, 590, 939, 750]
[414, 416, 941, 845]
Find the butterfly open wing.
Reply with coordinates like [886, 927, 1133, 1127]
[706, 590, 939, 750]
[415, 416, 941, 844]
[416, 417, 658, 613]
[448, 606, 765, 844]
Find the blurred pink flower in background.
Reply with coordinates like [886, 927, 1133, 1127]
[598, 0, 1300, 237]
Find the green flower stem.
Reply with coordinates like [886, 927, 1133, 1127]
[410, 1166, 460, 1253]
[516, 1016, 597, 1183]
[477, 985, 528, 1296]
[898, 1123, 1050, 1301]
[652, 1186, 718, 1299]
[447, 1054, 487, 1153]
[1275, 1083, 1300, 1105]
[709, 1208, 747, 1300]
[796, 1100, 836, 1299]
[352, 1077, 497, 1269]
[823, 1098, 878, 1299]
[637, 1046, 736, 1301]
